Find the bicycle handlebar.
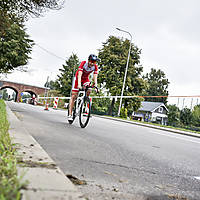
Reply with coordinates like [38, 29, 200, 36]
[79, 85, 99, 93]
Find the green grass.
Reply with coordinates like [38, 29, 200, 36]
[0, 100, 25, 200]
[137, 120, 200, 134]
[103, 115, 200, 135]
[129, 119, 200, 134]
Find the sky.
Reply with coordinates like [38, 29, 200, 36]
[3, 0, 200, 106]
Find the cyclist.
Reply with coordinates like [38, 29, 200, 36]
[68, 54, 99, 122]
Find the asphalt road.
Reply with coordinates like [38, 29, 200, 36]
[7, 102, 200, 200]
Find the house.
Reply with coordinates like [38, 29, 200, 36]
[132, 101, 168, 125]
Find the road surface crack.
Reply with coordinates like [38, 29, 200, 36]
[74, 158, 157, 175]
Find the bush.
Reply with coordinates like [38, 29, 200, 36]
[120, 107, 128, 119]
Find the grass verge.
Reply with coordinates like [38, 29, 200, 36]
[0, 100, 25, 200]
[102, 115, 200, 134]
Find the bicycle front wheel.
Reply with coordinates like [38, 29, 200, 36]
[79, 97, 91, 128]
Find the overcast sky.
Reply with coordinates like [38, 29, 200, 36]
[5, 0, 200, 104]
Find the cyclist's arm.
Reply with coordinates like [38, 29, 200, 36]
[77, 61, 86, 88]
[78, 71, 83, 88]
[93, 64, 98, 87]
[93, 73, 98, 87]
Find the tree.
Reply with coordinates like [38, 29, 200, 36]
[98, 36, 146, 115]
[22, 93, 31, 99]
[0, 0, 65, 36]
[0, 23, 34, 73]
[120, 107, 128, 119]
[143, 68, 169, 104]
[90, 92, 111, 115]
[180, 108, 193, 126]
[55, 54, 80, 96]
[0, 12, 11, 35]
[2, 89, 8, 100]
[12, 91, 16, 101]
[0, 0, 65, 20]
[44, 80, 57, 90]
[192, 105, 200, 127]
[167, 104, 180, 126]
[0, 0, 65, 74]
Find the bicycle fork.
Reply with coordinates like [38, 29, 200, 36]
[75, 97, 82, 117]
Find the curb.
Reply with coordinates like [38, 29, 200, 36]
[6, 102, 84, 200]
[94, 115, 200, 139]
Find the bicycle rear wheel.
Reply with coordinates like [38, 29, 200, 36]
[68, 100, 77, 124]
[79, 97, 91, 128]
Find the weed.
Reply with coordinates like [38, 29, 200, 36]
[0, 100, 26, 200]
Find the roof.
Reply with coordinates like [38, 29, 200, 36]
[138, 101, 168, 112]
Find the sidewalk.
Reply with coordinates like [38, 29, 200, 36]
[6, 103, 84, 200]
[95, 115, 200, 139]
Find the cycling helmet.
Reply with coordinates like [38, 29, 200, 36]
[88, 54, 98, 61]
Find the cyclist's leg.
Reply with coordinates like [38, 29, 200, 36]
[82, 81, 91, 97]
[69, 77, 79, 116]
[68, 92, 78, 116]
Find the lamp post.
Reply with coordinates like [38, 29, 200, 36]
[45, 76, 49, 104]
[116, 27, 132, 116]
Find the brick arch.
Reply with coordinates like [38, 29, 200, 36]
[0, 85, 19, 102]
[23, 90, 37, 97]
[0, 80, 47, 102]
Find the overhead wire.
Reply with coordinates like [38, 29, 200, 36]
[35, 43, 66, 61]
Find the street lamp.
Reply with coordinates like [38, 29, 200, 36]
[116, 27, 132, 116]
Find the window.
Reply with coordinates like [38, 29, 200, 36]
[158, 107, 163, 113]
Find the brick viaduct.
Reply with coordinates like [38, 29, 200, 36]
[0, 80, 46, 102]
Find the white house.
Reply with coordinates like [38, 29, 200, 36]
[132, 101, 168, 125]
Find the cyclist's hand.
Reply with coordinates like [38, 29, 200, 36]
[82, 85, 87, 90]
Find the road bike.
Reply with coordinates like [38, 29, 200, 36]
[68, 85, 98, 128]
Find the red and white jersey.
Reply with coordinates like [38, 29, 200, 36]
[75, 61, 98, 81]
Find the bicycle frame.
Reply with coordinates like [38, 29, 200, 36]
[74, 90, 86, 117]
[68, 85, 98, 127]
[74, 85, 93, 116]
